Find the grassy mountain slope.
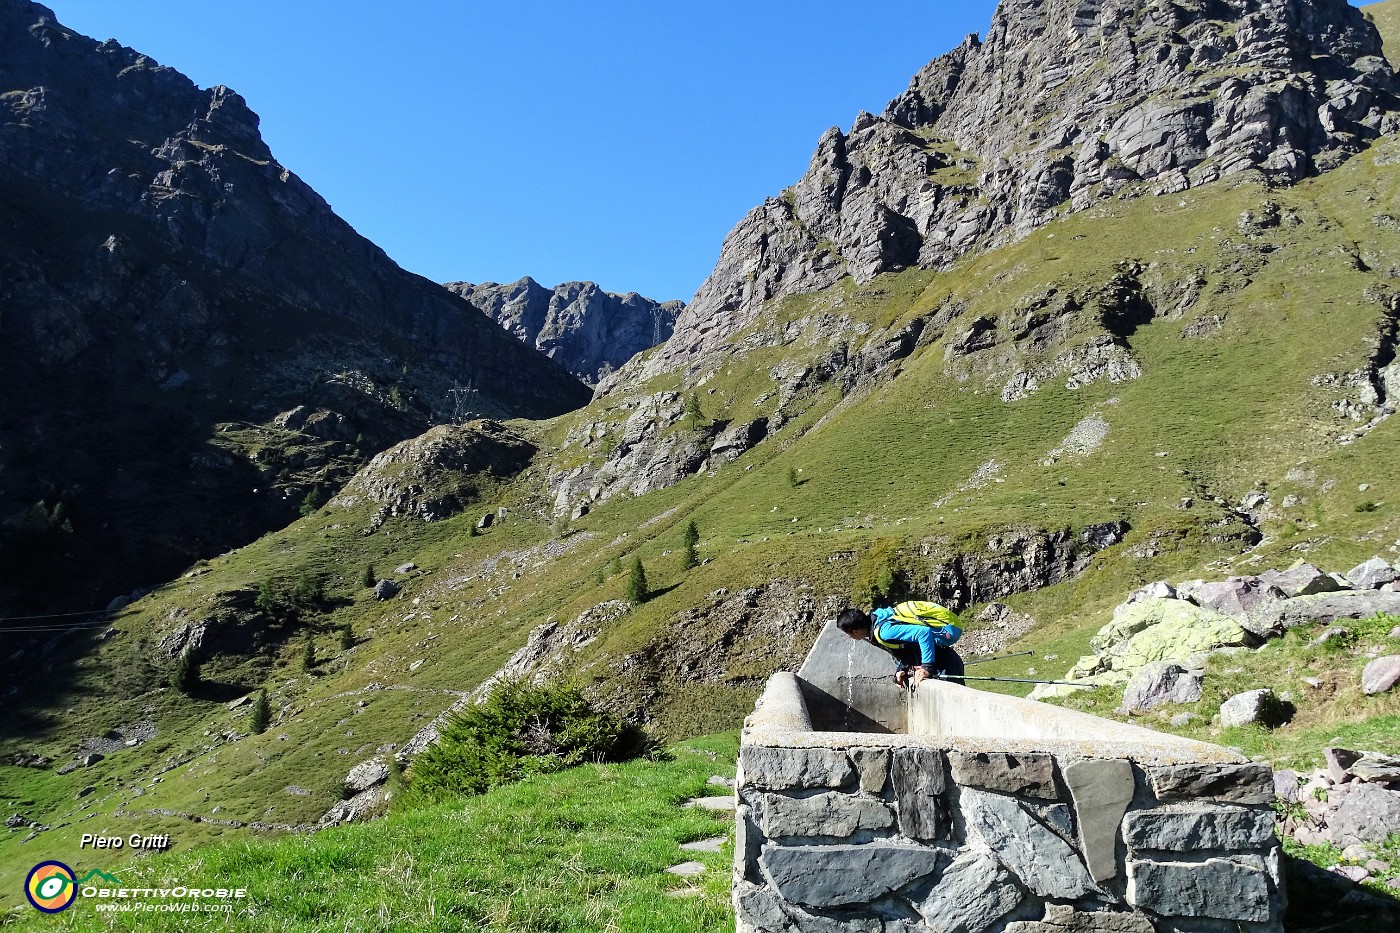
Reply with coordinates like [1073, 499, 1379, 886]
[7, 129, 1400, 900]
[6, 5, 1400, 910]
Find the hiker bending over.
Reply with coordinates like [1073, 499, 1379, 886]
[837, 600, 965, 687]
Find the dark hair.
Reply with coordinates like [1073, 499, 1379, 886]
[836, 608, 870, 634]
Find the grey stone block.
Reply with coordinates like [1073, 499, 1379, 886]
[851, 747, 890, 795]
[741, 745, 856, 791]
[1345, 557, 1399, 589]
[1362, 656, 1400, 695]
[1329, 782, 1400, 846]
[1148, 762, 1274, 804]
[913, 849, 1023, 933]
[1127, 857, 1275, 921]
[949, 750, 1059, 799]
[761, 792, 894, 839]
[1267, 562, 1342, 597]
[1120, 662, 1203, 714]
[759, 843, 944, 908]
[1001, 903, 1154, 933]
[892, 747, 950, 840]
[1123, 807, 1275, 851]
[962, 787, 1099, 898]
[1349, 752, 1400, 783]
[1064, 758, 1135, 883]
[735, 803, 762, 884]
[1218, 689, 1280, 728]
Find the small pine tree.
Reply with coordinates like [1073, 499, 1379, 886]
[169, 652, 199, 694]
[298, 487, 327, 517]
[301, 637, 316, 673]
[787, 466, 799, 488]
[363, 563, 376, 588]
[685, 392, 704, 431]
[625, 558, 649, 606]
[339, 624, 354, 650]
[607, 556, 621, 577]
[249, 691, 271, 735]
[682, 520, 700, 570]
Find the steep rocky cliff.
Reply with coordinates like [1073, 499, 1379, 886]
[0, 0, 589, 610]
[610, 0, 1399, 387]
[445, 277, 682, 386]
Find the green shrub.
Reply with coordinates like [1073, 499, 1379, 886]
[362, 563, 376, 588]
[404, 681, 650, 804]
[301, 637, 316, 672]
[339, 624, 354, 650]
[685, 392, 705, 431]
[1356, 500, 1379, 513]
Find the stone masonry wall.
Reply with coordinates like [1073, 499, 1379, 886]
[735, 679, 1285, 933]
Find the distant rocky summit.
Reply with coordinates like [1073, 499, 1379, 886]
[612, 0, 1400, 386]
[445, 278, 682, 386]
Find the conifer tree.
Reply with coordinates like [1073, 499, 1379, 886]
[249, 691, 271, 735]
[685, 392, 704, 431]
[301, 637, 316, 672]
[169, 652, 199, 694]
[625, 558, 649, 606]
[682, 520, 700, 570]
[363, 563, 376, 588]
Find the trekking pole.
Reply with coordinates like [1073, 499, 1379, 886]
[936, 673, 1091, 687]
[963, 650, 1034, 667]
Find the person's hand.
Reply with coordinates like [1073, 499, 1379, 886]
[893, 670, 908, 687]
[912, 668, 930, 687]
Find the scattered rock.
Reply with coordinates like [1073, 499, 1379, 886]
[683, 796, 736, 814]
[394, 562, 417, 575]
[372, 579, 399, 601]
[1263, 562, 1343, 597]
[1326, 747, 1363, 784]
[1330, 783, 1400, 846]
[1346, 557, 1399, 589]
[1349, 752, 1400, 783]
[680, 836, 726, 853]
[1219, 689, 1287, 728]
[665, 861, 706, 877]
[1249, 591, 1400, 635]
[1361, 656, 1400, 695]
[344, 759, 390, 795]
[1176, 577, 1284, 631]
[1120, 662, 1203, 714]
[82, 753, 104, 767]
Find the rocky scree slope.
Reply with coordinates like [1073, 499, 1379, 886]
[0, 0, 589, 611]
[445, 277, 683, 386]
[609, 0, 1400, 386]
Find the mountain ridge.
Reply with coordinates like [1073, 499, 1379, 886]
[444, 276, 682, 386]
[604, 0, 1400, 391]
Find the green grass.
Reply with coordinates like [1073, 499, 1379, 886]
[3, 735, 738, 931]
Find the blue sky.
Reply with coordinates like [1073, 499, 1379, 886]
[49, 1, 1376, 303]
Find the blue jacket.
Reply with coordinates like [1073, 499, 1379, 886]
[870, 606, 960, 670]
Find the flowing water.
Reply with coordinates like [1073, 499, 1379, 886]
[844, 641, 855, 729]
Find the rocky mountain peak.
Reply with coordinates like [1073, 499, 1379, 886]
[446, 277, 683, 386]
[614, 0, 1398, 388]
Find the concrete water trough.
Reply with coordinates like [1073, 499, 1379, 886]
[733, 623, 1284, 932]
